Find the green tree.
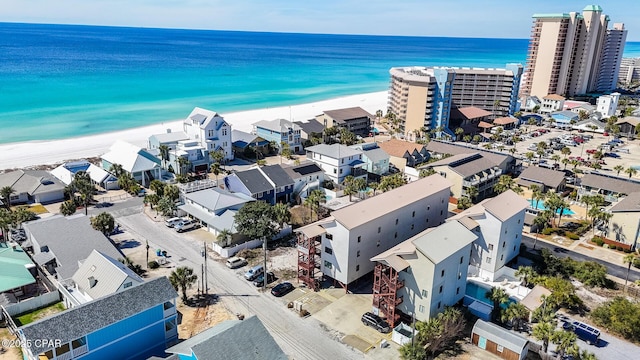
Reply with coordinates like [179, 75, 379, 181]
[465, 186, 478, 201]
[406, 307, 466, 359]
[117, 172, 135, 191]
[90, 212, 115, 236]
[158, 145, 170, 169]
[525, 152, 535, 165]
[472, 134, 482, 143]
[0, 208, 12, 238]
[72, 171, 97, 216]
[156, 196, 177, 217]
[533, 321, 555, 353]
[109, 163, 125, 178]
[164, 185, 180, 202]
[486, 287, 509, 322]
[561, 147, 572, 158]
[59, 200, 77, 216]
[211, 162, 222, 185]
[169, 266, 198, 303]
[493, 175, 523, 194]
[217, 229, 233, 247]
[379, 173, 407, 192]
[398, 342, 426, 360]
[11, 207, 36, 228]
[552, 330, 577, 359]
[272, 202, 291, 231]
[591, 297, 640, 341]
[280, 141, 292, 160]
[624, 253, 637, 292]
[501, 302, 529, 331]
[614, 164, 625, 176]
[144, 193, 160, 209]
[572, 261, 608, 288]
[305, 189, 326, 221]
[625, 166, 638, 179]
[457, 196, 472, 210]
[209, 149, 225, 170]
[177, 156, 191, 175]
[532, 211, 551, 249]
[149, 179, 166, 197]
[419, 168, 436, 178]
[0, 186, 16, 210]
[515, 266, 537, 287]
[454, 127, 464, 141]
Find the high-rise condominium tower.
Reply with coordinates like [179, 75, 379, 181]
[522, 5, 627, 98]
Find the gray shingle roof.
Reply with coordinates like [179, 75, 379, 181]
[517, 166, 566, 189]
[610, 192, 640, 212]
[581, 172, 640, 195]
[23, 215, 123, 280]
[253, 118, 300, 133]
[362, 148, 389, 163]
[260, 165, 293, 187]
[20, 277, 177, 355]
[166, 315, 286, 360]
[322, 107, 373, 123]
[294, 119, 325, 134]
[231, 130, 268, 149]
[0, 170, 65, 196]
[232, 169, 273, 194]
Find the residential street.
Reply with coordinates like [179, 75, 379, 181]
[114, 207, 363, 360]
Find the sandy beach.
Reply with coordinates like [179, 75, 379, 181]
[0, 91, 388, 171]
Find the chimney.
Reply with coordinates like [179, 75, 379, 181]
[167, 129, 172, 133]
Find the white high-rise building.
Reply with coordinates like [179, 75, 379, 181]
[619, 58, 640, 85]
[596, 92, 620, 118]
[522, 5, 626, 98]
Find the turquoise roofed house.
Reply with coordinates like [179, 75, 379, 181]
[0, 242, 37, 295]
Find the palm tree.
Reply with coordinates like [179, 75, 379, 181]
[73, 171, 96, 216]
[614, 164, 625, 176]
[465, 186, 478, 201]
[463, 135, 472, 143]
[533, 321, 555, 353]
[0, 208, 12, 239]
[625, 166, 638, 179]
[305, 189, 326, 222]
[532, 212, 550, 249]
[515, 266, 537, 287]
[217, 229, 233, 247]
[209, 149, 225, 170]
[525, 152, 535, 165]
[561, 147, 572, 158]
[561, 158, 570, 170]
[494, 175, 522, 194]
[454, 127, 464, 141]
[551, 154, 561, 167]
[158, 145, 170, 169]
[0, 186, 16, 210]
[624, 253, 637, 292]
[486, 287, 509, 322]
[530, 185, 543, 209]
[109, 163, 125, 178]
[169, 266, 198, 303]
[552, 330, 577, 359]
[368, 182, 379, 196]
[211, 162, 222, 186]
[59, 200, 77, 216]
[501, 302, 529, 331]
[272, 203, 291, 231]
[419, 168, 436, 178]
[177, 156, 190, 175]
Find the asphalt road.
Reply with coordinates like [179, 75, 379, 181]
[521, 234, 640, 283]
[114, 208, 362, 360]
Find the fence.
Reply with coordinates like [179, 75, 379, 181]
[96, 193, 130, 203]
[3, 290, 61, 317]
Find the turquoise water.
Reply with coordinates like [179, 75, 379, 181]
[465, 282, 516, 307]
[1, 22, 639, 144]
[528, 199, 575, 215]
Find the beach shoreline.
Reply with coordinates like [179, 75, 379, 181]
[0, 91, 388, 171]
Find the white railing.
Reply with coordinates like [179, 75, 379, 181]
[56, 351, 73, 360]
[163, 305, 176, 319]
[178, 179, 217, 194]
[72, 344, 88, 357]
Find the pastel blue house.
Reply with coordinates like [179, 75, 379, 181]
[550, 110, 579, 125]
[252, 119, 302, 153]
[165, 316, 287, 360]
[17, 277, 178, 360]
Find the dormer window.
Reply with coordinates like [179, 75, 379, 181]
[88, 276, 97, 288]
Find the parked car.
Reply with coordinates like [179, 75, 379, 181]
[586, 149, 597, 154]
[165, 217, 183, 228]
[527, 144, 538, 151]
[225, 257, 247, 269]
[573, 136, 584, 144]
[615, 147, 630, 154]
[252, 271, 276, 287]
[271, 282, 295, 297]
[244, 265, 264, 281]
[561, 139, 577, 147]
[174, 219, 198, 233]
[137, 188, 147, 197]
[361, 312, 391, 333]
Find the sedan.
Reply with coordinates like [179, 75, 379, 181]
[252, 272, 276, 287]
[604, 152, 620, 158]
[271, 282, 295, 297]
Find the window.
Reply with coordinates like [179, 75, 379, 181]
[411, 224, 414, 230]
[324, 261, 333, 269]
[123, 282, 132, 289]
[486, 257, 492, 264]
[456, 287, 460, 295]
[341, 159, 344, 164]
[501, 254, 504, 261]
[502, 241, 506, 248]
[393, 232, 397, 239]
[438, 301, 441, 309]
[440, 210, 443, 215]
[325, 247, 333, 255]
[357, 236, 361, 243]
[458, 272, 462, 280]
[518, 219, 521, 224]
[419, 305, 425, 313]
[356, 264, 360, 271]
[222, 128, 228, 136]
[505, 229, 508, 234]
[339, 169, 343, 174]
[497, 345, 504, 353]
[208, 130, 214, 137]
[422, 289, 428, 297]
[439, 285, 443, 294]
[395, 218, 399, 225]
[378, 226, 381, 233]
[412, 211, 415, 218]
[427, 205, 430, 210]
[377, 240, 380, 247]
[357, 250, 360, 257]
[441, 270, 445, 277]
[333, 168, 337, 174]
[256, 192, 263, 198]
[460, 256, 463, 264]
[488, 244, 494, 251]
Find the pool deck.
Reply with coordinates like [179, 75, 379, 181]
[467, 277, 531, 301]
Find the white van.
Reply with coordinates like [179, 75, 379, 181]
[226, 257, 247, 269]
[165, 217, 183, 228]
[561, 139, 577, 147]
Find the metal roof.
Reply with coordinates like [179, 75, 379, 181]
[166, 316, 287, 360]
[305, 143, 362, 159]
[184, 188, 254, 215]
[0, 243, 36, 293]
[71, 250, 144, 300]
[101, 140, 161, 173]
[231, 130, 269, 149]
[429, 153, 498, 178]
[0, 170, 65, 196]
[20, 277, 177, 355]
[472, 319, 528, 353]
[253, 118, 300, 133]
[149, 131, 189, 144]
[411, 220, 477, 264]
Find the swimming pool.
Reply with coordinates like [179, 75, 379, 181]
[465, 281, 516, 307]
[528, 199, 575, 215]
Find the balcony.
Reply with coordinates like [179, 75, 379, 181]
[72, 344, 88, 357]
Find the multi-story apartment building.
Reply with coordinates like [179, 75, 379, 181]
[183, 107, 233, 161]
[294, 174, 451, 291]
[522, 5, 626, 98]
[618, 57, 640, 85]
[253, 118, 302, 153]
[305, 144, 367, 184]
[388, 64, 522, 138]
[426, 152, 504, 200]
[316, 107, 373, 137]
[449, 190, 529, 281]
[596, 23, 627, 92]
[370, 220, 477, 326]
[606, 192, 640, 249]
[596, 92, 620, 117]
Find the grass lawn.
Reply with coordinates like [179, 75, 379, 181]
[14, 302, 65, 326]
[11, 204, 49, 215]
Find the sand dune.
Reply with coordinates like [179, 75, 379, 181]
[0, 91, 388, 170]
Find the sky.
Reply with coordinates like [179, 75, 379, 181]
[3, 0, 639, 41]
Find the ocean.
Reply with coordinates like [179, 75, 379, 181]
[1, 22, 639, 144]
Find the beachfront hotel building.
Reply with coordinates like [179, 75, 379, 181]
[619, 57, 640, 85]
[521, 5, 627, 98]
[387, 65, 522, 138]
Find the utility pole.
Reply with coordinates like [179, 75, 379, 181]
[203, 241, 208, 296]
[263, 236, 268, 292]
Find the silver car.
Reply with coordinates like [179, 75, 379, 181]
[174, 219, 197, 233]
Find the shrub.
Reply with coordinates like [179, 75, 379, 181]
[634, 258, 640, 269]
[616, 246, 624, 251]
[591, 297, 640, 342]
[542, 228, 554, 235]
[148, 261, 160, 269]
[592, 237, 604, 246]
[565, 232, 580, 240]
[603, 244, 609, 249]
